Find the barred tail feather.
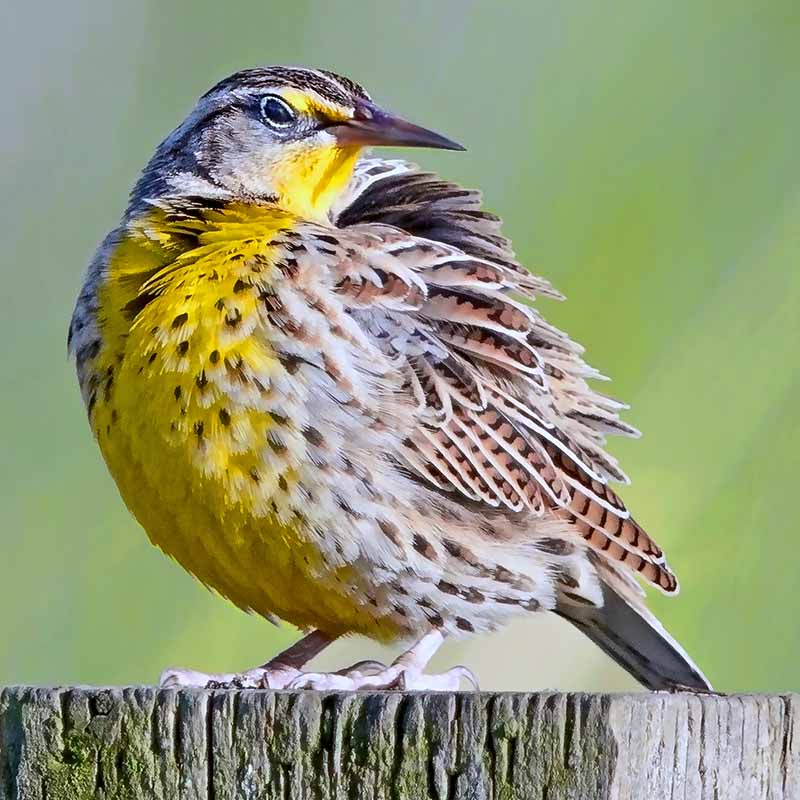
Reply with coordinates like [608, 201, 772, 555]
[557, 580, 712, 692]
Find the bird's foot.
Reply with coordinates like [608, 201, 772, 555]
[159, 630, 477, 692]
[159, 629, 337, 689]
[159, 658, 478, 692]
[287, 661, 478, 691]
[158, 659, 389, 690]
[286, 629, 479, 690]
[159, 665, 302, 690]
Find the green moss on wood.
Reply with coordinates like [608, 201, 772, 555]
[43, 730, 97, 800]
[0, 688, 797, 799]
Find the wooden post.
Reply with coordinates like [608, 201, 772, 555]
[0, 687, 797, 799]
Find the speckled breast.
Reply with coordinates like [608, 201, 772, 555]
[70, 205, 408, 640]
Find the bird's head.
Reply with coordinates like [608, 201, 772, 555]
[131, 65, 464, 221]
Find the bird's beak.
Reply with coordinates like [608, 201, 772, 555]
[329, 102, 465, 151]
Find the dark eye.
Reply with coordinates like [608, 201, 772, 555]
[259, 95, 296, 129]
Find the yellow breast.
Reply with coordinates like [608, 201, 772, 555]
[83, 204, 401, 639]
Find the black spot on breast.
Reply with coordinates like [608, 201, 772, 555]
[377, 519, 402, 546]
[336, 496, 361, 518]
[122, 287, 160, 322]
[463, 587, 485, 604]
[442, 538, 480, 568]
[268, 436, 287, 454]
[412, 534, 438, 562]
[426, 611, 444, 628]
[536, 537, 575, 556]
[552, 567, 579, 589]
[224, 355, 249, 384]
[259, 287, 283, 313]
[177, 341, 189, 356]
[172, 313, 188, 329]
[279, 354, 304, 375]
[302, 427, 324, 447]
[495, 595, 517, 606]
[218, 408, 231, 426]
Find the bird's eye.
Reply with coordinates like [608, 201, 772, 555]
[259, 95, 296, 129]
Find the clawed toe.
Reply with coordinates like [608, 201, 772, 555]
[334, 659, 387, 676]
[159, 630, 477, 693]
[285, 663, 478, 692]
[159, 667, 230, 688]
[159, 665, 302, 690]
[377, 663, 479, 691]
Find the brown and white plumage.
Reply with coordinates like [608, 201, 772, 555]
[291, 156, 704, 688]
[71, 66, 710, 692]
[333, 159, 676, 587]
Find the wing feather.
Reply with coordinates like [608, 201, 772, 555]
[323, 158, 678, 593]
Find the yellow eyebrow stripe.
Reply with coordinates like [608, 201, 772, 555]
[280, 88, 352, 122]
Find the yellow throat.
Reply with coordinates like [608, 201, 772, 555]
[271, 143, 362, 221]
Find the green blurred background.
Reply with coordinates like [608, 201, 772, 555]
[1, 0, 798, 693]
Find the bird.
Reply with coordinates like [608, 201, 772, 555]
[69, 65, 711, 692]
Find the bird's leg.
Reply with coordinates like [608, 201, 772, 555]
[288, 629, 479, 691]
[160, 629, 477, 691]
[261, 629, 334, 670]
[159, 630, 336, 689]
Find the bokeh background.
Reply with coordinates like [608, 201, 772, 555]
[2, 0, 798, 693]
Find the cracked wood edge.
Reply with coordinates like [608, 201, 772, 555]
[0, 688, 797, 799]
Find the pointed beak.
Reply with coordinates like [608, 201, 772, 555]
[329, 101, 465, 151]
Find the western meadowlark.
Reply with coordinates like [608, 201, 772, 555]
[69, 65, 710, 692]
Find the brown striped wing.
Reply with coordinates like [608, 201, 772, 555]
[328, 158, 677, 594]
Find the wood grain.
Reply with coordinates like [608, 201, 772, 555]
[0, 687, 796, 799]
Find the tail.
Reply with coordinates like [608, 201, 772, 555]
[556, 579, 712, 692]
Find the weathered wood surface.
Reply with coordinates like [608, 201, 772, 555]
[0, 688, 796, 800]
